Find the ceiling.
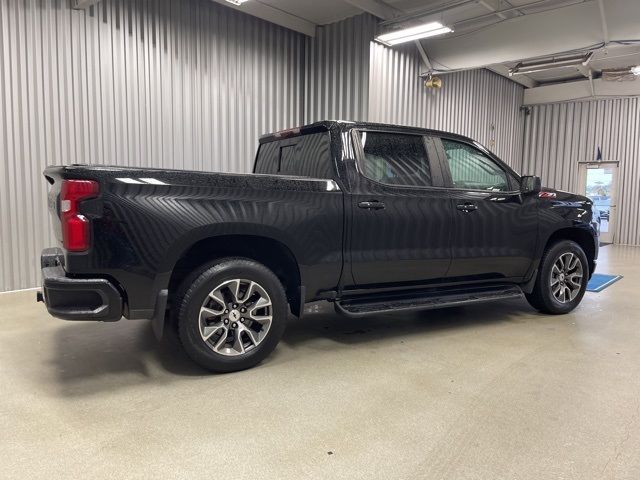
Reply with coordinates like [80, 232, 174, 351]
[250, 0, 362, 25]
[212, 0, 640, 100]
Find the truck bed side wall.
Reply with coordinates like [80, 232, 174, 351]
[51, 167, 344, 315]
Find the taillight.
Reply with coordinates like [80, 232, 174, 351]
[60, 179, 99, 252]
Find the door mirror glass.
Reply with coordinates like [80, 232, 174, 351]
[520, 175, 541, 194]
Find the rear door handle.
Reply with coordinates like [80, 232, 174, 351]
[456, 203, 478, 212]
[358, 201, 385, 210]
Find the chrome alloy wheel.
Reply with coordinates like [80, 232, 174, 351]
[550, 252, 583, 303]
[199, 279, 273, 356]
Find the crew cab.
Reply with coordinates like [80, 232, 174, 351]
[38, 121, 598, 372]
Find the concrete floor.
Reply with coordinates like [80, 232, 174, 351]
[1, 245, 639, 480]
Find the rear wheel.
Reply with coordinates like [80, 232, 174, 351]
[175, 258, 288, 372]
[525, 240, 588, 314]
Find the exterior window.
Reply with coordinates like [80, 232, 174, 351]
[254, 141, 279, 173]
[279, 145, 296, 174]
[442, 139, 509, 191]
[254, 132, 333, 179]
[359, 132, 432, 187]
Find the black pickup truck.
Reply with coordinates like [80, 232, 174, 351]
[39, 121, 598, 372]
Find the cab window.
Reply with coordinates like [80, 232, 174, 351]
[254, 132, 333, 179]
[441, 139, 509, 191]
[358, 131, 432, 187]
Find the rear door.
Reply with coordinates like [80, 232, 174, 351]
[348, 129, 453, 287]
[435, 136, 538, 281]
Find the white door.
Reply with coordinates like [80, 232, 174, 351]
[578, 162, 619, 244]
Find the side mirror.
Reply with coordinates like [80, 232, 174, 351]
[520, 175, 541, 194]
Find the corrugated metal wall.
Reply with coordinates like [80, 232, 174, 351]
[0, 0, 305, 292]
[304, 13, 377, 123]
[369, 42, 525, 169]
[522, 99, 640, 246]
[0, 3, 531, 292]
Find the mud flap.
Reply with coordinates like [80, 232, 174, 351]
[151, 289, 169, 340]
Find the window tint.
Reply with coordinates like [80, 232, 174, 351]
[255, 141, 279, 173]
[358, 132, 432, 187]
[254, 132, 333, 179]
[442, 139, 509, 191]
[279, 145, 296, 174]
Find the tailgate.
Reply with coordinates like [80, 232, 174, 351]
[43, 168, 63, 244]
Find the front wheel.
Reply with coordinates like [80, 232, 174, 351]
[525, 240, 589, 315]
[176, 258, 288, 372]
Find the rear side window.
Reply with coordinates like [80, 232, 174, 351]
[254, 132, 333, 179]
[441, 139, 509, 192]
[358, 131, 432, 187]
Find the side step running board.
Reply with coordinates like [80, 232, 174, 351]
[335, 284, 524, 317]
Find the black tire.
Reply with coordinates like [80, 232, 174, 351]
[175, 257, 288, 373]
[525, 240, 589, 315]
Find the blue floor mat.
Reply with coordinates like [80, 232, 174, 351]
[586, 274, 623, 292]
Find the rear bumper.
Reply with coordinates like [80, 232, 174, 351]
[38, 247, 123, 322]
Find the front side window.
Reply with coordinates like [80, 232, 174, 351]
[358, 131, 432, 187]
[442, 139, 509, 191]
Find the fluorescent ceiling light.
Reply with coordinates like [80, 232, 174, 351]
[509, 52, 593, 76]
[376, 22, 453, 46]
[225, 0, 249, 5]
[631, 65, 640, 75]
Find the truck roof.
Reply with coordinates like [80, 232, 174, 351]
[259, 120, 478, 144]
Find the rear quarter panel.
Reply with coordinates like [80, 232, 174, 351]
[52, 167, 344, 314]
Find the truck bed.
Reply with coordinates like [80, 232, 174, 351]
[43, 164, 345, 318]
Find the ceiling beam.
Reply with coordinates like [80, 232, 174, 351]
[478, 0, 507, 20]
[343, 0, 400, 20]
[487, 64, 538, 88]
[597, 0, 609, 43]
[209, 0, 317, 36]
[415, 41, 433, 72]
[524, 77, 640, 105]
[380, 0, 477, 26]
[576, 64, 592, 78]
[576, 50, 594, 78]
[501, 0, 526, 17]
[71, 0, 101, 8]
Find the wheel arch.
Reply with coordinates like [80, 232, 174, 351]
[166, 233, 304, 317]
[542, 227, 597, 277]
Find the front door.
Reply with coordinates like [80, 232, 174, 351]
[579, 162, 618, 244]
[436, 137, 539, 281]
[348, 130, 453, 287]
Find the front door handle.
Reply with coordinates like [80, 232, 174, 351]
[456, 202, 478, 212]
[358, 200, 386, 210]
